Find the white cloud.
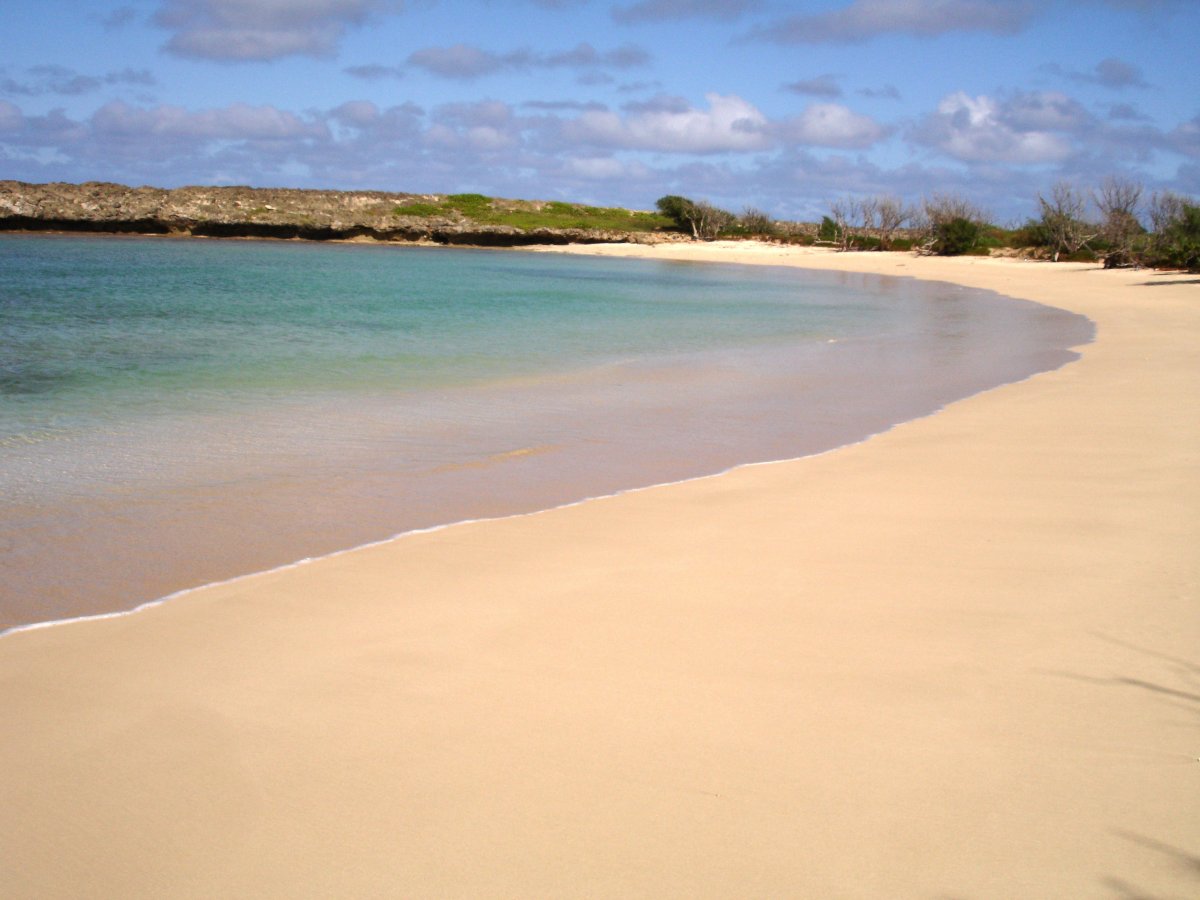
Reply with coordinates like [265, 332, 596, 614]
[784, 75, 843, 99]
[154, 0, 402, 62]
[330, 100, 381, 128]
[565, 93, 772, 153]
[915, 92, 1075, 164]
[1093, 58, 1149, 89]
[344, 64, 404, 81]
[612, 0, 761, 23]
[0, 100, 24, 132]
[434, 100, 514, 129]
[406, 43, 649, 80]
[408, 44, 509, 79]
[1002, 91, 1091, 132]
[91, 101, 327, 141]
[1044, 57, 1150, 90]
[750, 0, 1036, 44]
[1169, 116, 1200, 158]
[464, 126, 517, 151]
[1, 66, 156, 98]
[563, 156, 633, 179]
[783, 103, 887, 148]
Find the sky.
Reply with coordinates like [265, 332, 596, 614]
[1, 0, 1196, 222]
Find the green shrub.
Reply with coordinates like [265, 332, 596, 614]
[444, 193, 493, 216]
[654, 195, 734, 239]
[1149, 201, 1200, 271]
[1009, 219, 1053, 249]
[393, 203, 443, 217]
[933, 217, 982, 255]
[738, 207, 775, 236]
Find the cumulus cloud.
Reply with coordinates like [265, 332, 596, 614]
[1076, 0, 1187, 8]
[784, 75, 843, 99]
[522, 99, 609, 112]
[1, 65, 155, 97]
[565, 93, 772, 153]
[612, 0, 761, 23]
[913, 91, 1077, 164]
[91, 100, 329, 141]
[0, 100, 24, 132]
[1093, 58, 1150, 89]
[1169, 116, 1200, 158]
[1044, 57, 1149, 89]
[406, 42, 648, 80]
[562, 156, 633, 179]
[748, 0, 1036, 44]
[154, 0, 402, 62]
[1002, 91, 1092, 132]
[329, 100, 384, 128]
[407, 45, 513, 79]
[434, 100, 515, 129]
[344, 64, 404, 81]
[419, 100, 527, 152]
[782, 103, 888, 148]
[1107, 103, 1149, 122]
[858, 84, 902, 100]
[103, 6, 139, 29]
[547, 44, 649, 68]
[324, 100, 424, 145]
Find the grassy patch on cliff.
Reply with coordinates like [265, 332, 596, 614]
[393, 194, 671, 233]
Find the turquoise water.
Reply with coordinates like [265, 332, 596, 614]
[0, 235, 1092, 631]
[1, 236, 875, 443]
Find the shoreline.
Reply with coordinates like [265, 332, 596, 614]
[0, 415, 936, 641]
[0, 241, 1088, 634]
[1, 245, 1196, 897]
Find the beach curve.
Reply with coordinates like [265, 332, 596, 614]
[0, 246, 1196, 898]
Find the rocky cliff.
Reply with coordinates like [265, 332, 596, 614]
[0, 181, 674, 247]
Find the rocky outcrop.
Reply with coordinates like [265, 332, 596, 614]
[0, 181, 677, 247]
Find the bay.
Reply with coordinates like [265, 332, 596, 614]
[0, 235, 1092, 631]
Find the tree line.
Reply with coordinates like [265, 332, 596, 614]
[655, 181, 1200, 272]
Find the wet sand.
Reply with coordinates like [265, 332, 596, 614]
[1, 247, 1196, 898]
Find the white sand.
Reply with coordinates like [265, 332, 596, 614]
[1, 246, 1196, 898]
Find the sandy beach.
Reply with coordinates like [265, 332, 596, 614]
[1, 244, 1196, 898]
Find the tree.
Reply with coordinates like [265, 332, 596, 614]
[919, 194, 988, 256]
[655, 195, 734, 240]
[656, 195, 693, 227]
[1037, 181, 1095, 262]
[827, 198, 858, 251]
[825, 196, 882, 251]
[739, 207, 775, 236]
[874, 195, 912, 251]
[1093, 176, 1143, 268]
[1147, 191, 1200, 272]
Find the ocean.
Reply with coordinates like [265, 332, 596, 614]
[0, 234, 1092, 630]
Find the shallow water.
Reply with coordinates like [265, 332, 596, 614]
[0, 235, 1093, 630]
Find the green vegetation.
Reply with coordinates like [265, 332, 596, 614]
[918, 195, 989, 256]
[393, 193, 672, 233]
[391, 181, 1199, 272]
[1146, 191, 1200, 271]
[654, 195, 781, 240]
[992, 183, 1197, 270]
[655, 195, 734, 239]
[392, 202, 443, 217]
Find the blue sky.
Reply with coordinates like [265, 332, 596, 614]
[1, 0, 1196, 221]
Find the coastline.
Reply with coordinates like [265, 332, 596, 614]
[1, 246, 1196, 897]
[0, 238, 1088, 634]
